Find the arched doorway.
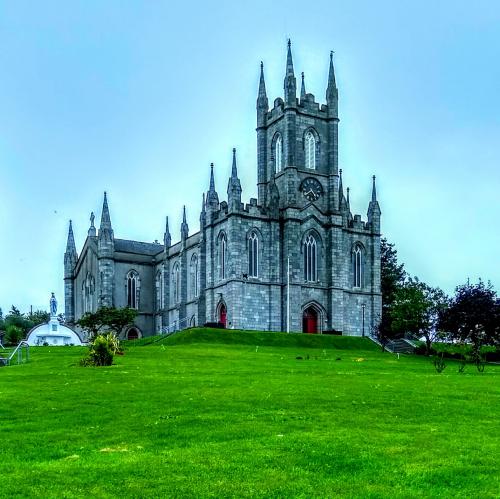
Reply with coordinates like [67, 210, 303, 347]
[302, 306, 318, 334]
[127, 328, 139, 340]
[218, 303, 227, 328]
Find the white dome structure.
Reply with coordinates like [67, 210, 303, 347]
[26, 292, 85, 346]
[26, 319, 84, 346]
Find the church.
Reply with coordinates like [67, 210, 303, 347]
[63, 42, 382, 339]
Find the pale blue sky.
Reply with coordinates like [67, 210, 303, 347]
[1, 0, 499, 312]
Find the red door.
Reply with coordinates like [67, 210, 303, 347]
[219, 304, 227, 328]
[302, 307, 318, 334]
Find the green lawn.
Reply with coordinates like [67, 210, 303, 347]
[1, 329, 499, 498]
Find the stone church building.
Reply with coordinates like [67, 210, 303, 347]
[64, 42, 382, 339]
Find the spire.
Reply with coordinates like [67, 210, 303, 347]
[258, 61, 268, 104]
[338, 169, 346, 211]
[209, 163, 215, 191]
[64, 219, 77, 277]
[99, 192, 112, 231]
[284, 39, 297, 104]
[200, 192, 206, 230]
[286, 39, 294, 76]
[164, 216, 171, 249]
[326, 50, 338, 116]
[206, 163, 219, 208]
[346, 187, 353, 222]
[368, 175, 381, 225]
[181, 206, 189, 240]
[267, 170, 280, 218]
[65, 220, 76, 255]
[301, 72, 306, 100]
[88, 212, 96, 237]
[231, 147, 238, 178]
[227, 148, 242, 211]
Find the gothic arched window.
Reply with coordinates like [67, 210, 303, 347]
[248, 231, 259, 278]
[172, 263, 180, 304]
[305, 131, 316, 169]
[219, 233, 227, 280]
[303, 234, 317, 282]
[127, 271, 140, 309]
[190, 254, 199, 298]
[353, 244, 363, 288]
[275, 135, 283, 173]
[155, 269, 164, 311]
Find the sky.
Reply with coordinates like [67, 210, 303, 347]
[0, 0, 499, 313]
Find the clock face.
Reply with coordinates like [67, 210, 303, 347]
[301, 177, 323, 202]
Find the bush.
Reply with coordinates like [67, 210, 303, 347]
[5, 325, 23, 345]
[80, 333, 121, 367]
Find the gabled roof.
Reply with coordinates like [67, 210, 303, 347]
[114, 239, 163, 256]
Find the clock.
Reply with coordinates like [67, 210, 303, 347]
[300, 177, 323, 202]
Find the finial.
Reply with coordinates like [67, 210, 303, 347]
[183, 205, 187, 223]
[288, 38, 291, 48]
[260, 60, 263, 70]
[90, 212, 95, 227]
[301, 72, 306, 99]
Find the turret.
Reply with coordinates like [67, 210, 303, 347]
[64, 220, 77, 322]
[64, 220, 77, 278]
[326, 50, 338, 117]
[346, 187, 353, 224]
[181, 206, 189, 242]
[257, 61, 268, 126]
[199, 193, 206, 230]
[164, 216, 171, 250]
[227, 148, 242, 211]
[284, 39, 296, 105]
[257, 62, 269, 205]
[338, 169, 347, 211]
[88, 212, 96, 237]
[300, 72, 306, 101]
[206, 163, 219, 212]
[367, 175, 381, 232]
[97, 192, 115, 307]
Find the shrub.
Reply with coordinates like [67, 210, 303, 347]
[433, 353, 446, 373]
[80, 333, 121, 367]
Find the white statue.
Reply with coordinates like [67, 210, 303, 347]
[50, 293, 57, 317]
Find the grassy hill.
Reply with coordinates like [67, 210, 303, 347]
[128, 327, 379, 350]
[1, 335, 498, 497]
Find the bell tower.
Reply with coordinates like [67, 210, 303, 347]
[256, 42, 340, 212]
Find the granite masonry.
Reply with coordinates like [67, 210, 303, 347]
[64, 42, 382, 339]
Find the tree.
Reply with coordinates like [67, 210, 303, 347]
[438, 280, 499, 363]
[27, 310, 50, 326]
[374, 238, 407, 349]
[76, 307, 138, 339]
[390, 278, 449, 354]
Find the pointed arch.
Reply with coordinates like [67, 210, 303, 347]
[248, 231, 259, 278]
[190, 253, 199, 298]
[303, 127, 320, 170]
[217, 231, 227, 280]
[301, 301, 326, 334]
[352, 242, 365, 288]
[271, 131, 284, 174]
[155, 268, 164, 311]
[172, 262, 180, 304]
[126, 270, 140, 309]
